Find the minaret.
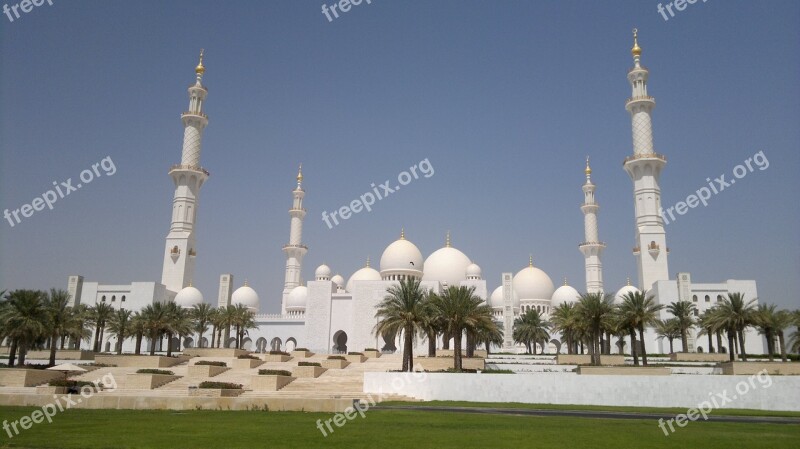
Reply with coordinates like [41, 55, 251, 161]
[281, 165, 308, 313]
[161, 51, 210, 294]
[579, 157, 606, 293]
[623, 29, 669, 290]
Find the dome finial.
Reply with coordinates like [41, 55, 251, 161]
[446, 230, 451, 248]
[585, 156, 592, 177]
[400, 228, 405, 240]
[296, 164, 303, 185]
[195, 49, 206, 77]
[563, 277, 568, 286]
[244, 279, 249, 287]
[626, 277, 631, 286]
[529, 254, 534, 267]
[365, 256, 371, 268]
[631, 28, 642, 58]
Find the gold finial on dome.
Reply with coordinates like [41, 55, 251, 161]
[626, 277, 631, 286]
[365, 256, 371, 268]
[631, 28, 642, 58]
[400, 228, 405, 240]
[244, 279, 249, 287]
[585, 156, 592, 176]
[529, 254, 534, 267]
[446, 231, 451, 248]
[563, 277, 568, 286]
[195, 49, 206, 75]
[296, 164, 303, 183]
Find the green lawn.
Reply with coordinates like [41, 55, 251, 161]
[0, 406, 797, 449]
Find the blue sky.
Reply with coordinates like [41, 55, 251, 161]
[1, 0, 798, 312]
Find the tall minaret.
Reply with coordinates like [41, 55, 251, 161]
[579, 157, 606, 293]
[623, 29, 669, 290]
[281, 165, 308, 313]
[161, 51, 210, 294]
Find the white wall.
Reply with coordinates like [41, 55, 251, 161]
[364, 372, 800, 411]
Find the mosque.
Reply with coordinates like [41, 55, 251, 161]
[65, 33, 764, 356]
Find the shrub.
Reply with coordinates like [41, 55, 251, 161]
[237, 354, 259, 360]
[258, 369, 292, 376]
[198, 381, 242, 390]
[268, 350, 289, 356]
[48, 379, 97, 388]
[293, 348, 309, 352]
[481, 369, 514, 374]
[347, 352, 363, 356]
[194, 361, 227, 367]
[327, 356, 346, 360]
[298, 362, 321, 367]
[89, 363, 117, 368]
[136, 369, 174, 375]
[364, 348, 378, 352]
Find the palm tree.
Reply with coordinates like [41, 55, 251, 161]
[220, 305, 239, 349]
[44, 289, 73, 365]
[107, 309, 133, 354]
[697, 309, 719, 353]
[655, 319, 681, 354]
[89, 303, 114, 352]
[374, 278, 428, 372]
[140, 302, 168, 355]
[429, 285, 493, 371]
[230, 304, 256, 350]
[191, 303, 213, 348]
[513, 309, 550, 354]
[130, 312, 146, 355]
[754, 304, 779, 361]
[551, 303, 579, 354]
[575, 292, 615, 365]
[474, 321, 504, 355]
[418, 301, 442, 357]
[666, 301, 696, 353]
[618, 290, 664, 366]
[63, 304, 92, 351]
[709, 293, 756, 361]
[209, 308, 224, 348]
[0, 290, 48, 366]
[773, 309, 793, 362]
[164, 302, 192, 355]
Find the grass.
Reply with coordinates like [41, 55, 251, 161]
[378, 400, 800, 418]
[0, 406, 797, 449]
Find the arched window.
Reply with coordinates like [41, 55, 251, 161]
[717, 295, 723, 302]
[704, 295, 710, 302]
[121, 295, 126, 302]
[111, 295, 116, 302]
[692, 295, 698, 302]
[101, 295, 106, 302]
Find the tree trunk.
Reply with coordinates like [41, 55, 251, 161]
[588, 332, 597, 366]
[638, 326, 648, 366]
[778, 331, 788, 362]
[135, 333, 142, 355]
[17, 343, 27, 366]
[707, 331, 714, 353]
[681, 329, 688, 353]
[466, 332, 475, 358]
[485, 341, 491, 355]
[403, 325, 413, 372]
[93, 326, 101, 352]
[453, 329, 463, 371]
[49, 332, 58, 366]
[668, 338, 674, 354]
[727, 331, 735, 361]
[442, 331, 450, 350]
[765, 330, 774, 362]
[7, 340, 18, 367]
[427, 331, 436, 357]
[210, 325, 216, 349]
[149, 333, 157, 356]
[716, 332, 723, 355]
[737, 329, 747, 362]
[117, 330, 125, 355]
[630, 329, 639, 366]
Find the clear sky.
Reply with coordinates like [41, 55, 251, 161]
[1, 0, 798, 313]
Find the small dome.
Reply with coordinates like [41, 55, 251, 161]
[615, 281, 641, 304]
[380, 231, 424, 278]
[346, 266, 382, 292]
[551, 284, 580, 308]
[465, 263, 482, 279]
[175, 286, 203, 309]
[331, 274, 345, 289]
[315, 264, 332, 280]
[422, 246, 471, 286]
[286, 286, 308, 310]
[489, 286, 519, 309]
[232, 284, 259, 312]
[513, 261, 555, 301]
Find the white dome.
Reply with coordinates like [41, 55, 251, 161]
[551, 284, 580, 308]
[331, 274, 345, 289]
[346, 266, 382, 292]
[466, 263, 482, 279]
[232, 284, 259, 312]
[380, 233, 424, 277]
[315, 264, 332, 280]
[489, 286, 519, 309]
[175, 286, 203, 309]
[286, 286, 308, 310]
[615, 283, 641, 304]
[513, 264, 555, 301]
[422, 246, 471, 286]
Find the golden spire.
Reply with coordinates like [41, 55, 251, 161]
[585, 156, 592, 176]
[195, 49, 206, 75]
[400, 228, 405, 240]
[626, 277, 631, 286]
[446, 231, 451, 248]
[244, 279, 249, 287]
[365, 256, 371, 268]
[296, 164, 303, 184]
[631, 28, 642, 58]
[529, 254, 534, 267]
[563, 277, 568, 286]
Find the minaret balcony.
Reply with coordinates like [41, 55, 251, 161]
[579, 241, 606, 248]
[282, 244, 308, 251]
[625, 95, 655, 108]
[169, 164, 210, 176]
[623, 152, 667, 165]
[633, 247, 641, 255]
[182, 110, 208, 118]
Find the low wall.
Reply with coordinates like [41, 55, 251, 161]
[720, 362, 800, 375]
[251, 375, 295, 391]
[0, 350, 95, 360]
[0, 394, 358, 412]
[0, 369, 62, 387]
[363, 372, 800, 411]
[187, 365, 229, 378]
[293, 366, 327, 378]
[125, 374, 181, 390]
[413, 357, 485, 371]
[95, 355, 187, 368]
[577, 366, 670, 376]
[435, 350, 487, 358]
[556, 355, 626, 366]
[671, 353, 730, 362]
[182, 348, 248, 358]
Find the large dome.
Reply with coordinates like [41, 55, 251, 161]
[423, 246, 471, 286]
[614, 281, 641, 304]
[175, 286, 203, 309]
[380, 231, 424, 277]
[286, 286, 308, 310]
[513, 262, 555, 301]
[346, 265, 382, 292]
[331, 274, 345, 289]
[232, 284, 259, 312]
[489, 286, 519, 309]
[551, 283, 580, 308]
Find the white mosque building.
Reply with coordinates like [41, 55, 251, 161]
[66, 32, 764, 356]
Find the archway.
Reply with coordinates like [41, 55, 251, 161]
[381, 331, 397, 353]
[332, 330, 348, 354]
[200, 337, 209, 348]
[255, 337, 268, 353]
[225, 337, 237, 349]
[285, 338, 298, 352]
[183, 337, 194, 349]
[550, 339, 561, 354]
[270, 337, 283, 352]
[104, 341, 111, 352]
[170, 337, 181, 352]
[241, 338, 253, 351]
